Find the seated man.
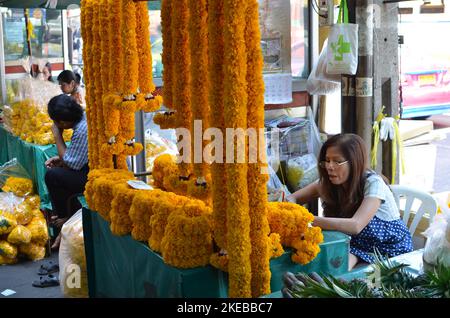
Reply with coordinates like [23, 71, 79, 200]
[45, 94, 88, 249]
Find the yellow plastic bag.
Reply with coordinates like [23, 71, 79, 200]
[7, 225, 32, 244]
[13, 201, 33, 225]
[26, 217, 49, 246]
[0, 254, 18, 265]
[0, 240, 18, 259]
[0, 212, 17, 235]
[59, 210, 88, 297]
[18, 243, 46, 261]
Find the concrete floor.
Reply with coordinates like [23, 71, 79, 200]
[0, 252, 64, 298]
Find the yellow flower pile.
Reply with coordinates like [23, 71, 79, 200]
[0, 207, 48, 264]
[3, 99, 72, 145]
[2, 177, 33, 197]
[161, 200, 213, 268]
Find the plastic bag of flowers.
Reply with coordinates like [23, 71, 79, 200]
[0, 158, 34, 197]
[59, 210, 88, 297]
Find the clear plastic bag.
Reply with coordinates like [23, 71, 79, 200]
[423, 210, 450, 267]
[145, 129, 178, 172]
[59, 210, 88, 298]
[307, 39, 341, 95]
[267, 164, 291, 202]
[0, 159, 33, 197]
[286, 153, 319, 192]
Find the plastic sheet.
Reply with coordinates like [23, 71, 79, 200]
[423, 210, 450, 266]
[0, 159, 33, 196]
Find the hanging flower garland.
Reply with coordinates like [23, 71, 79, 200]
[110, 183, 139, 236]
[153, 111, 178, 130]
[172, 0, 192, 177]
[135, 2, 163, 113]
[223, 0, 251, 298]
[208, 0, 227, 252]
[188, 0, 209, 182]
[161, 0, 173, 111]
[246, 0, 271, 297]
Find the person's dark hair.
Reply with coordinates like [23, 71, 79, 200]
[57, 70, 77, 84]
[74, 73, 81, 85]
[48, 94, 83, 123]
[319, 133, 369, 218]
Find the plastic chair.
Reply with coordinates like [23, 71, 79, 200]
[389, 184, 438, 236]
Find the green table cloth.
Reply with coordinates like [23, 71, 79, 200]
[82, 208, 350, 298]
[0, 125, 59, 210]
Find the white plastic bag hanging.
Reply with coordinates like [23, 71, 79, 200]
[326, 0, 358, 75]
[306, 39, 341, 95]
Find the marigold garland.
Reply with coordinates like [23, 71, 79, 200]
[246, 0, 271, 297]
[129, 189, 166, 242]
[161, 0, 173, 110]
[208, 0, 227, 253]
[267, 202, 314, 246]
[122, 0, 139, 98]
[160, 200, 213, 268]
[110, 183, 139, 236]
[153, 112, 178, 129]
[186, 174, 212, 206]
[223, 0, 251, 298]
[291, 226, 323, 265]
[188, 0, 209, 179]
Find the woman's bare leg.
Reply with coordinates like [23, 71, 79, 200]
[349, 253, 359, 270]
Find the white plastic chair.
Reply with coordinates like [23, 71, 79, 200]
[389, 184, 438, 236]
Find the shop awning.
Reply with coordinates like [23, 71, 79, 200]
[0, 0, 80, 9]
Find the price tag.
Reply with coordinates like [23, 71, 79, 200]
[127, 180, 153, 190]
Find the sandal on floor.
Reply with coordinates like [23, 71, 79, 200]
[37, 261, 60, 275]
[32, 274, 60, 288]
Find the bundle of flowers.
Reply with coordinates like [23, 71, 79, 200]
[291, 226, 324, 265]
[2, 177, 33, 197]
[129, 189, 166, 242]
[148, 192, 190, 252]
[110, 183, 141, 236]
[160, 200, 213, 268]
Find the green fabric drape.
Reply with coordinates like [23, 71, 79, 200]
[82, 208, 350, 298]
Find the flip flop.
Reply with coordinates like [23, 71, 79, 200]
[37, 261, 60, 275]
[32, 274, 60, 288]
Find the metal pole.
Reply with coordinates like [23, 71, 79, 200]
[0, 12, 7, 105]
[355, 0, 374, 154]
[134, 110, 146, 181]
[341, 0, 357, 134]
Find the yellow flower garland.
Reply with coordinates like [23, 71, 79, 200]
[291, 226, 323, 265]
[161, 0, 173, 110]
[246, 0, 271, 297]
[172, 0, 192, 177]
[153, 112, 178, 130]
[188, 0, 209, 179]
[223, 0, 251, 298]
[110, 183, 139, 236]
[161, 200, 213, 268]
[122, 0, 139, 98]
[267, 202, 314, 246]
[208, 0, 227, 253]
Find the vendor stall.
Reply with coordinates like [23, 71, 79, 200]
[82, 207, 350, 298]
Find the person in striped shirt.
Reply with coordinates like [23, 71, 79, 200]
[45, 94, 88, 250]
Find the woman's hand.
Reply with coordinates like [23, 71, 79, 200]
[45, 156, 63, 168]
[284, 195, 296, 203]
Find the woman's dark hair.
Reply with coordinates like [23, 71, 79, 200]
[48, 94, 83, 123]
[319, 133, 369, 218]
[57, 70, 77, 84]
